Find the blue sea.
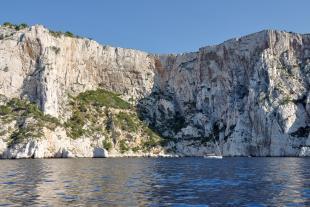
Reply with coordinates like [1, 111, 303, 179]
[0, 157, 309, 206]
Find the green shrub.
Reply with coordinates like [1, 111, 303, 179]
[20, 23, 28, 28]
[75, 89, 131, 109]
[49, 30, 62, 38]
[2, 22, 28, 30]
[65, 31, 74, 37]
[14, 23, 28, 30]
[142, 137, 158, 150]
[119, 140, 129, 153]
[65, 110, 86, 139]
[132, 146, 140, 153]
[8, 129, 27, 147]
[65, 88, 131, 139]
[142, 126, 163, 149]
[114, 112, 137, 132]
[3, 22, 13, 27]
[49, 29, 80, 38]
[27, 102, 43, 116]
[7, 98, 26, 110]
[1, 98, 61, 146]
[102, 139, 113, 151]
[64, 89, 165, 147]
[8, 126, 44, 148]
[0, 105, 12, 115]
[280, 96, 293, 105]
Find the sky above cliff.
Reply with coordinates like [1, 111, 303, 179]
[0, 0, 309, 54]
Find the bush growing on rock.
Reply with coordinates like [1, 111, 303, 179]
[75, 89, 131, 109]
[0, 98, 61, 147]
[49, 29, 78, 38]
[114, 112, 138, 132]
[3, 22, 13, 27]
[0, 105, 12, 115]
[64, 89, 166, 153]
[49, 30, 62, 38]
[65, 89, 132, 139]
[2, 22, 28, 30]
[14, 23, 28, 30]
[65, 31, 74, 37]
[119, 139, 129, 153]
[102, 139, 113, 151]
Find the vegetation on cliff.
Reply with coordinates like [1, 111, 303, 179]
[0, 90, 164, 154]
[2, 22, 28, 30]
[0, 98, 60, 147]
[64, 89, 164, 153]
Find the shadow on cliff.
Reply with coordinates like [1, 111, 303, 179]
[20, 37, 45, 109]
[20, 57, 45, 108]
[136, 57, 186, 145]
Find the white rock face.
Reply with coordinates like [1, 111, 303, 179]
[2, 128, 109, 159]
[140, 30, 310, 156]
[0, 25, 156, 118]
[0, 25, 309, 157]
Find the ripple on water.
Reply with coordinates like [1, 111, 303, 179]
[0, 157, 308, 206]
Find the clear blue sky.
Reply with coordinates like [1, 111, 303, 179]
[1, 0, 309, 54]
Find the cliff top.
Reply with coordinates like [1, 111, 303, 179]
[0, 23, 308, 56]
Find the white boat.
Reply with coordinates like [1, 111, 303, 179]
[204, 136, 223, 159]
[203, 154, 223, 159]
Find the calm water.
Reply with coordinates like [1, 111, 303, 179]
[0, 158, 309, 207]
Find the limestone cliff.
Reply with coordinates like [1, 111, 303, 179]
[140, 30, 310, 156]
[0, 24, 309, 157]
[0, 24, 155, 118]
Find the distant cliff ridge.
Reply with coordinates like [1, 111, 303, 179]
[0, 24, 309, 158]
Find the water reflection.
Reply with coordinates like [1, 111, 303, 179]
[0, 158, 309, 206]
